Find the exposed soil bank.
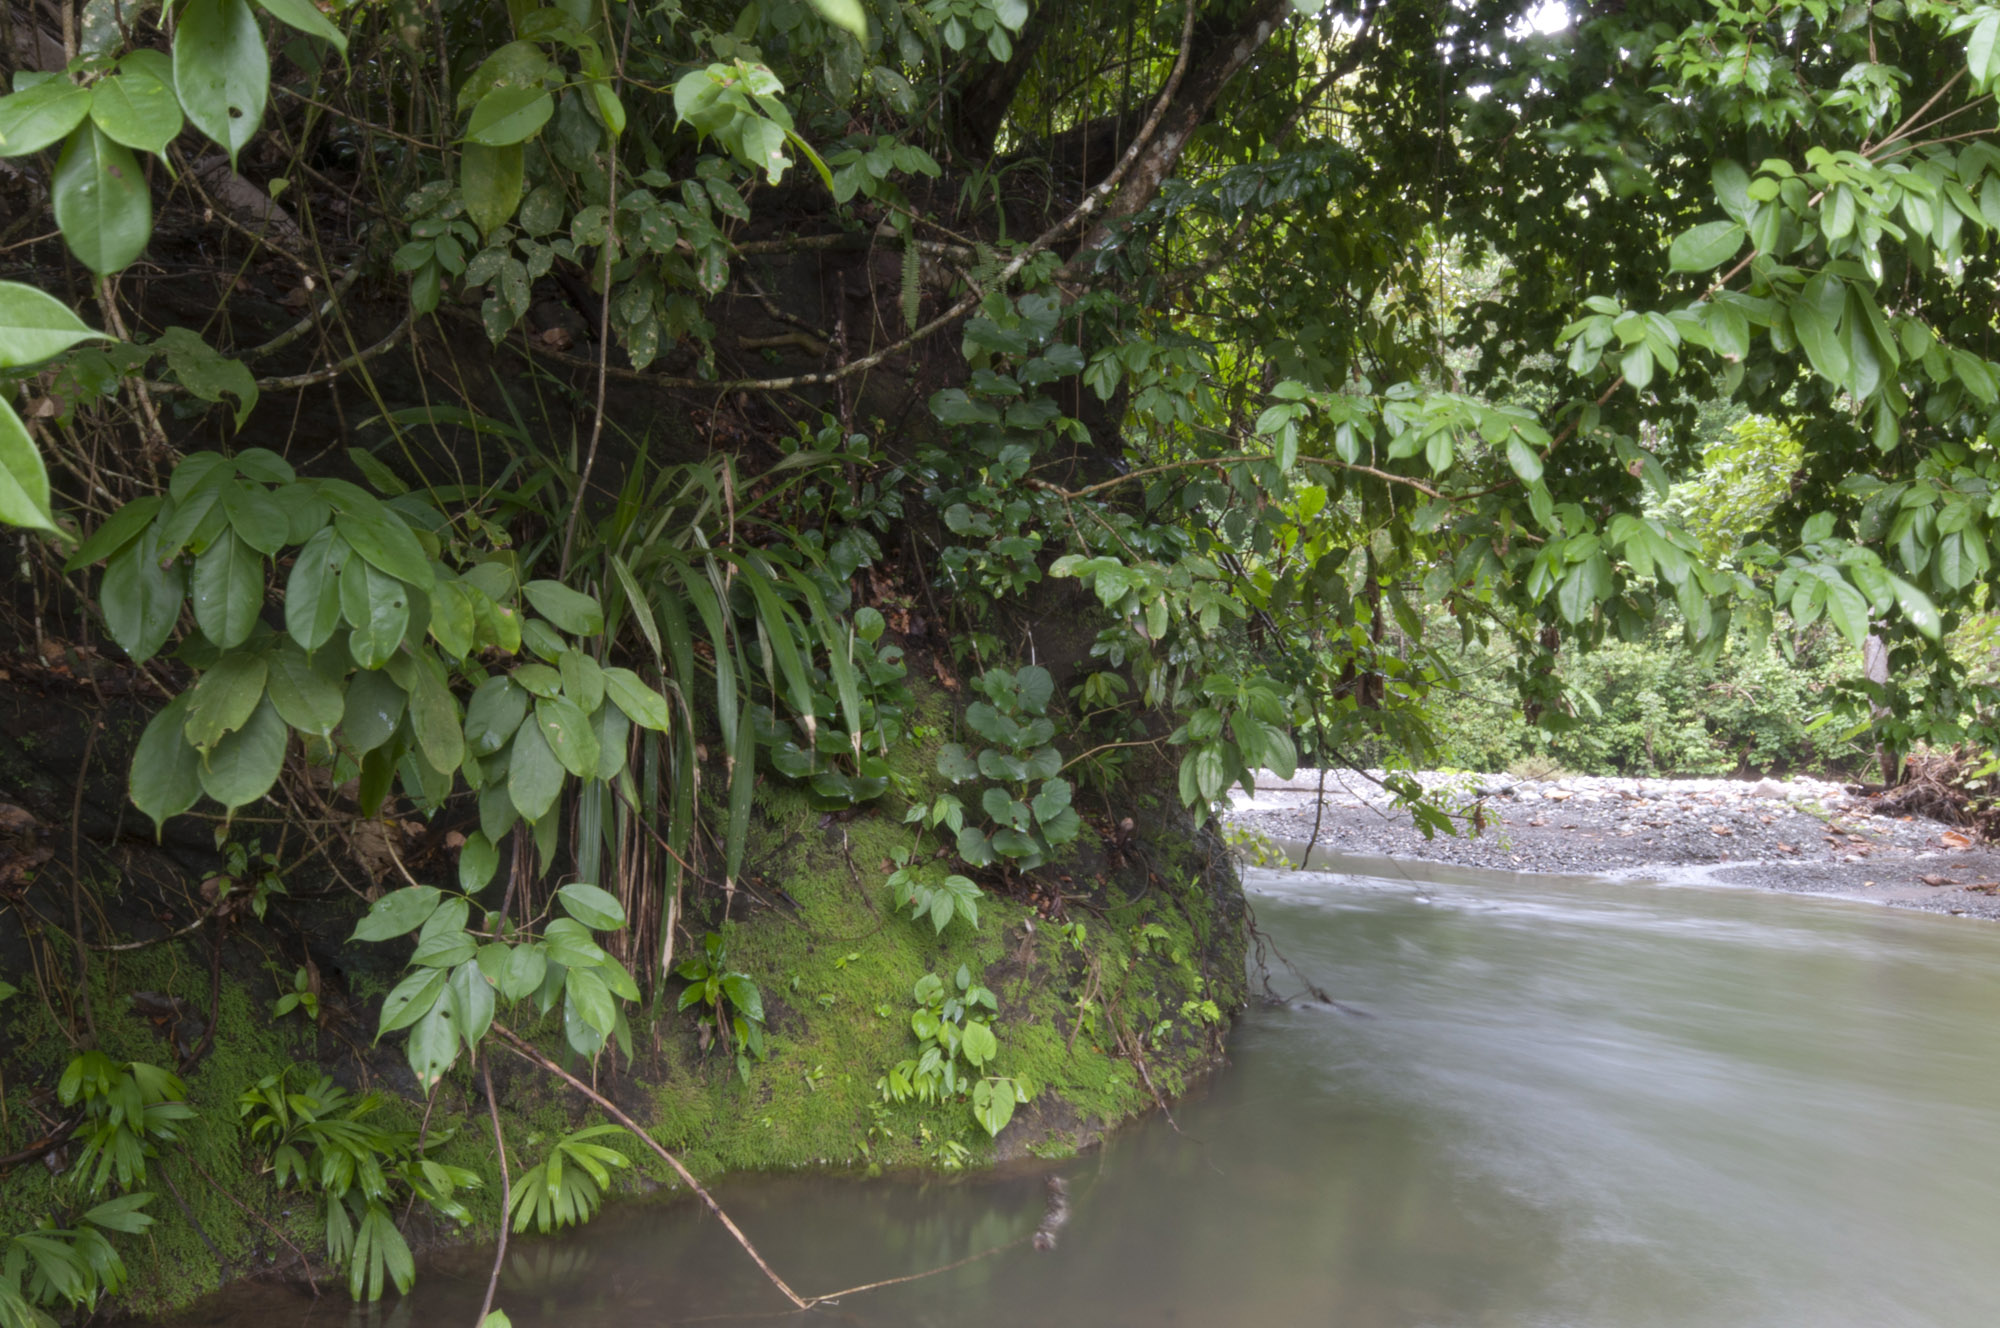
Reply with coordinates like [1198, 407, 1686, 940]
[1225, 769, 2000, 919]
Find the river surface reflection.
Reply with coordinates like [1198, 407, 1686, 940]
[163, 858, 2000, 1327]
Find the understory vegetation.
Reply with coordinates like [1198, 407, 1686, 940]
[4, 0, 2000, 1319]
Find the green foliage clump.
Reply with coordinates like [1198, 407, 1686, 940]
[877, 966, 1034, 1141]
[674, 932, 770, 1082]
[936, 664, 1079, 872]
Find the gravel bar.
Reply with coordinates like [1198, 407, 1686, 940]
[1224, 768, 2000, 920]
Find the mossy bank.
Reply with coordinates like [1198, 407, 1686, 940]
[0, 674, 1246, 1322]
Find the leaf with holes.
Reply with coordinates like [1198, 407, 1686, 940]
[173, 0, 268, 167]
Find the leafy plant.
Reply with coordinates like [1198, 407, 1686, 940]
[674, 932, 768, 1082]
[878, 967, 1033, 1138]
[755, 605, 912, 810]
[212, 838, 287, 922]
[0, 1195, 154, 1327]
[238, 1070, 479, 1302]
[935, 665, 1079, 873]
[507, 1124, 631, 1233]
[55, 1054, 194, 1196]
[272, 967, 319, 1024]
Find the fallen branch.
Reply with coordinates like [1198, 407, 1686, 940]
[475, 1055, 512, 1327]
[489, 1021, 810, 1310]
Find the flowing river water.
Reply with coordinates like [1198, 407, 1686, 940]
[166, 855, 2000, 1327]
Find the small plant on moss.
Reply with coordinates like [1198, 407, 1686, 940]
[936, 664, 1080, 873]
[272, 966, 320, 1023]
[210, 838, 287, 921]
[878, 967, 1033, 1138]
[238, 1071, 479, 1301]
[508, 1124, 631, 1233]
[885, 794, 983, 932]
[755, 606, 914, 810]
[0, 1194, 154, 1326]
[675, 932, 769, 1082]
[56, 1054, 194, 1196]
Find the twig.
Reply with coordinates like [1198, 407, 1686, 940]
[475, 1054, 512, 1327]
[489, 1022, 810, 1310]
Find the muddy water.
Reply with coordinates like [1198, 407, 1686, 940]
[165, 858, 2000, 1327]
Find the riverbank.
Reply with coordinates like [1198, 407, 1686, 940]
[1224, 769, 2000, 919]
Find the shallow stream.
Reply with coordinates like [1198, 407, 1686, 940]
[167, 857, 2000, 1326]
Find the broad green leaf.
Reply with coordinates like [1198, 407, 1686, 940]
[557, 882, 625, 930]
[182, 649, 267, 750]
[0, 77, 92, 158]
[429, 578, 476, 658]
[89, 66, 184, 158]
[1505, 436, 1543, 484]
[197, 695, 287, 810]
[222, 480, 288, 554]
[960, 1019, 998, 1067]
[459, 830, 499, 893]
[447, 958, 496, 1050]
[286, 525, 347, 651]
[264, 639, 344, 735]
[406, 1003, 458, 1090]
[462, 141, 525, 237]
[99, 526, 185, 662]
[1887, 572, 1941, 641]
[252, 0, 348, 54]
[806, 0, 869, 40]
[64, 494, 160, 570]
[340, 558, 410, 669]
[130, 692, 202, 833]
[1791, 273, 1849, 386]
[601, 666, 669, 731]
[190, 528, 265, 648]
[342, 667, 406, 754]
[407, 655, 464, 774]
[353, 885, 443, 943]
[507, 715, 564, 822]
[157, 327, 258, 427]
[173, 0, 269, 167]
[564, 966, 616, 1038]
[52, 122, 152, 275]
[522, 580, 603, 634]
[1667, 220, 1744, 273]
[535, 695, 600, 778]
[466, 86, 554, 146]
[1970, 12, 2000, 88]
[335, 506, 434, 588]
[543, 917, 608, 969]
[0, 279, 105, 366]
[558, 649, 604, 712]
[499, 942, 547, 1001]
[464, 675, 529, 754]
[0, 398, 57, 531]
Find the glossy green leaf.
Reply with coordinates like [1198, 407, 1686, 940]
[64, 495, 160, 570]
[265, 639, 345, 736]
[342, 667, 406, 754]
[806, 0, 869, 39]
[557, 882, 625, 930]
[341, 558, 410, 669]
[459, 830, 500, 893]
[355, 885, 443, 944]
[52, 122, 152, 275]
[601, 666, 669, 731]
[462, 141, 525, 236]
[99, 526, 185, 662]
[252, 0, 348, 54]
[130, 692, 201, 834]
[286, 525, 348, 651]
[535, 695, 600, 778]
[222, 481, 289, 555]
[1667, 220, 1744, 273]
[521, 580, 603, 635]
[0, 77, 91, 158]
[335, 506, 434, 588]
[429, 578, 476, 658]
[197, 695, 287, 810]
[466, 86, 554, 146]
[465, 675, 529, 755]
[173, 0, 269, 167]
[182, 649, 267, 750]
[0, 279, 106, 366]
[499, 942, 547, 1001]
[190, 528, 265, 648]
[89, 66, 184, 158]
[407, 655, 464, 774]
[406, 1003, 458, 1090]
[507, 715, 564, 822]
[447, 958, 495, 1050]
[0, 398, 57, 531]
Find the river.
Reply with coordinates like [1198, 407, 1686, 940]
[166, 856, 2000, 1326]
